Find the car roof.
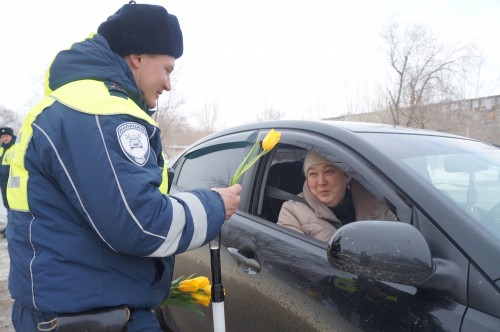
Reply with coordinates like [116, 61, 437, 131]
[193, 119, 467, 146]
[170, 120, 475, 166]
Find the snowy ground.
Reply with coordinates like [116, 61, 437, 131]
[0, 203, 5, 225]
[0, 217, 14, 331]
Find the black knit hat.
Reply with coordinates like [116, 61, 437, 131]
[97, 1, 183, 58]
[0, 127, 13, 137]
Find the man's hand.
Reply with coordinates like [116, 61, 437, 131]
[211, 184, 242, 220]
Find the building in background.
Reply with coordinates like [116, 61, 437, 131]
[326, 95, 500, 145]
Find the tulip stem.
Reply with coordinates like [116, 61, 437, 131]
[230, 129, 281, 186]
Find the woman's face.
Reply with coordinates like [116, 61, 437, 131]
[306, 163, 350, 207]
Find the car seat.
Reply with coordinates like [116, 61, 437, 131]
[262, 160, 305, 222]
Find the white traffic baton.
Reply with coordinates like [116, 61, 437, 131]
[210, 233, 226, 332]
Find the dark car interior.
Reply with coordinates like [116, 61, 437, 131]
[259, 146, 400, 226]
[262, 160, 305, 222]
[261, 159, 400, 225]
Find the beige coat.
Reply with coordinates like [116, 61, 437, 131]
[278, 180, 396, 242]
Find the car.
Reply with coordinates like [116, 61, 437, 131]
[158, 120, 500, 332]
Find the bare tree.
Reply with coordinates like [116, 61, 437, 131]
[302, 96, 327, 120]
[381, 22, 475, 128]
[461, 50, 500, 99]
[345, 83, 374, 117]
[152, 70, 217, 159]
[257, 101, 284, 121]
[0, 105, 21, 130]
[196, 98, 220, 135]
[154, 90, 187, 149]
[151, 68, 191, 158]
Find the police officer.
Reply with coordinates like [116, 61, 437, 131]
[7, 2, 241, 331]
[0, 126, 15, 236]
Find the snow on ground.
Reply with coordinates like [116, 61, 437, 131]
[0, 198, 14, 330]
[0, 203, 5, 225]
[0, 232, 14, 331]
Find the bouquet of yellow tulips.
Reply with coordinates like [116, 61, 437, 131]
[160, 274, 212, 316]
[231, 129, 281, 185]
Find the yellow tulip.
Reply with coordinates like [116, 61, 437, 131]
[202, 285, 211, 295]
[161, 274, 213, 316]
[191, 276, 210, 289]
[192, 293, 211, 307]
[178, 279, 199, 293]
[201, 285, 225, 296]
[262, 129, 281, 151]
[231, 128, 281, 185]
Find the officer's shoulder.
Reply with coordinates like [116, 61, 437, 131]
[104, 81, 128, 99]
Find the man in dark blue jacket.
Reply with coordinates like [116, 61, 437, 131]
[7, 2, 241, 331]
[0, 126, 15, 236]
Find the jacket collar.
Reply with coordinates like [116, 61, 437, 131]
[47, 34, 149, 113]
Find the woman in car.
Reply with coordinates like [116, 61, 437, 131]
[278, 151, 396, 242]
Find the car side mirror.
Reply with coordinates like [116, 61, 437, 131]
[327, 221, 433, 286]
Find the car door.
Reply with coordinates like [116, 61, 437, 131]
[163, 127, 497, 331]
[240, 128, 468, 331]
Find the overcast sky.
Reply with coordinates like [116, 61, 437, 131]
[1, 0, 499, 129]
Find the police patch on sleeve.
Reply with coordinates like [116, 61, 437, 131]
[116, 122, 150, 166]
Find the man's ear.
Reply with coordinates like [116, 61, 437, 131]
[129, 54, 142, 68]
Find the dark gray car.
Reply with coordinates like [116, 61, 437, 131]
[159, 120, 500, 332]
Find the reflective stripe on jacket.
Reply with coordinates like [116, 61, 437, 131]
[1, 143, 15, 182]
[8, 80, 167, 211]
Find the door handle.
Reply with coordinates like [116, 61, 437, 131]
[227, 247, 261, 274]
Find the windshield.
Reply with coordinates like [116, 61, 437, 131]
[364, 133, 500, 240]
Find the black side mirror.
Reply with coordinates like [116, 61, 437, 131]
[327, 221, 433, 286]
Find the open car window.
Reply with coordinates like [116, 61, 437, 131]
[257, 144, 402, 227]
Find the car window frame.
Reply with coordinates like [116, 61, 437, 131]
[170, 130, 259, 210]
[246, 128, 413, 227]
